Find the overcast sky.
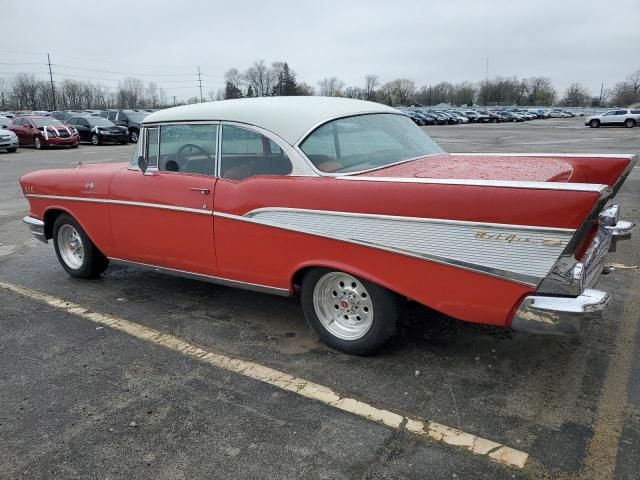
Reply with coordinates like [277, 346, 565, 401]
[1, 0, 639, 101]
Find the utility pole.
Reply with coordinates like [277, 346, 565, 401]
[47, 53, 57, 110]
[197, 66, 203, 103]
[599, 82, 604, 106]
[172, 95, 176, 107]
[1, 92, 5, 111]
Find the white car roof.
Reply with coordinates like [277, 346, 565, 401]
[143, 96, 400, 145]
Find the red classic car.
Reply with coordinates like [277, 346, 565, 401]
[10, 115, 80, 149]
[20, 97, 636, 354]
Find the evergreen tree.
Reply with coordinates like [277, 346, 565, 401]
[246, 85, 254, 97]
[224, 81, 243, 99]
[272, 62, 299, 96]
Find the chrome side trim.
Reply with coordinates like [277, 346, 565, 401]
[214, 209, 574, 287]
[25, 194, 213, 216]
[511, 289, 609, 335]
[22, 216, 47, 243]
[244, 207, 575, 233]
[108, 258, 291, 296]
[337, 176, 612, 196]
[450, 153, 635, 159]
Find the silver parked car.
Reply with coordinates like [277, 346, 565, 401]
[585, 109, 640, 128]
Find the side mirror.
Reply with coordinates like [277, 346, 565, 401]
[138, 155, 148, 173]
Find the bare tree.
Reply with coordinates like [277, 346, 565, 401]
[243, 60, 274, 96]
[117, 77, 145, 108]
[364, 74, 379, 101]
[561, 83, 591, 107]
[317, 77, 345, 97]
[145, 82, 160, 108]
[224, 68, 243, 90]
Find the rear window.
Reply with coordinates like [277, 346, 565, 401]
[300, 113, 444, 174]
[631, 110, 640, 114]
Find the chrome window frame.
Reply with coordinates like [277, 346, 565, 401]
[218, 121, 314, 177]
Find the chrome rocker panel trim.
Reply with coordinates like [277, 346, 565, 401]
[23, 216, 47, 243]
[108, 258, 290, 297]
[511, 289, 609, 335]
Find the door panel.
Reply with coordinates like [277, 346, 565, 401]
[109, 169, 218, 275]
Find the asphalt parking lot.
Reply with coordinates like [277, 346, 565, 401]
[1, 117, 639, 479]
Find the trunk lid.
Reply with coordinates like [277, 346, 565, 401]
[358, 153, 635, 189]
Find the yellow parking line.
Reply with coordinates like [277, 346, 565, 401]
[0, 280, 529, 469]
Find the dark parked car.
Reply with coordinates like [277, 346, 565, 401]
[66, 116, 128, 145]
[411, 111, 437, 125]
[9, 116, 80, 149]
[99, 109, 148, 143]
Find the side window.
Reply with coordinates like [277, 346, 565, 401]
[615, 110, 628, 115]
[78, 118, 89, 127]
[146, 127, 159, 168]
[630, 110, 640, 114]
[604, 111, 616, 116]
[68, 117, 78, 125]
[220, 125, 292, 181]
[107, 111, 117, 121]
[158, 124, 217, 176]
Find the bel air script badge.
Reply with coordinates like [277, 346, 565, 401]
[475, 231, 566, 247]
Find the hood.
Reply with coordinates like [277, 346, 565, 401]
[356, 153, 634, 188]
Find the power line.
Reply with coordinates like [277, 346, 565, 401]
[197, 66, 203, 103]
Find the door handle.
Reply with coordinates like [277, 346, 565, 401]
[189, 187, 210, 195]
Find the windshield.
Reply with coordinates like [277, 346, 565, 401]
[126, 112, 147, 122]
[31, 117, 63, 127]
[88, 118, 115, 127]
[300, 113, 445, 174]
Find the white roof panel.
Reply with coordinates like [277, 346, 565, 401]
[143, 96, 400, 145]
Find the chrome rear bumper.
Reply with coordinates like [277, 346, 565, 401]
[23, 216, 48, 243]
[513, 206, 634, 335]
[511, 289, 609, 335]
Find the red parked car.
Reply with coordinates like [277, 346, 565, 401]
[19, 97, 636, 354]
[10, 115, 80, 149]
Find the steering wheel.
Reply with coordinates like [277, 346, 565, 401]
[177, 143, 212, 163]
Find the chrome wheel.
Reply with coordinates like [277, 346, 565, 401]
[91, 133, 99, 145]
[57, 224, 84, 269]
[34, 137, 42, 149]
[313, 272, 374, 341]
[129, 130, 138, 143]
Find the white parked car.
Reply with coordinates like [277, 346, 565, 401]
[585, 109, 640, 128]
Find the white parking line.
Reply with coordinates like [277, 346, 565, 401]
[0, 280, 529, 469]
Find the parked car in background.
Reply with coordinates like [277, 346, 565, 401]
[496, 111, 521, 122]
[99, 109, 148, 143]
[400, 110, 427, 126]
[19, 97, 636, 354]
[477, 109, 501, 122]
[0, 118, 19, 152]
[50, 111, 78, 123]
[0, 111, 15, 119]
[585, 109, 640, 128]
[412, 111, 437, 125]
[9, 116, 79, 149]
[66, 116, 129, 145]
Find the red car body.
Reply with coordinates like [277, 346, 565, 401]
[10, 115, 80, 149]
[18, 97, 637, 353]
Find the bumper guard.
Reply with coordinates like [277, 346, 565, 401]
[23, 216, 48, 243]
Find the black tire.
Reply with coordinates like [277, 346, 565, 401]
[71, 144, 79, 149]
[589, 119, 600, 128]
[624, 119, 635, 128]
[91, 133, 101, 145]
[119, 140, 128, 145]
[128, 129, 139, 143]
[300, 268, 401, 355]
[52, 214, 109, 279]
[7, 147, 17, 153]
